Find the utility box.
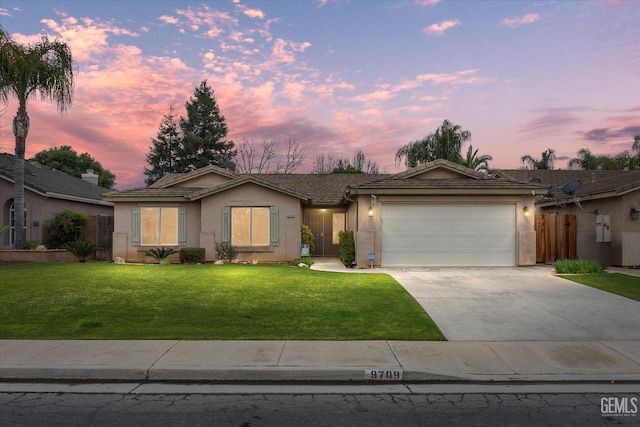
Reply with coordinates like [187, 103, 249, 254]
[596, 215, 611, 243]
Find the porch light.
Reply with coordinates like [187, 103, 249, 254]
[368, 206, 374, 218]
[523, 206, 530, 217]
[631, 208, 640, 220]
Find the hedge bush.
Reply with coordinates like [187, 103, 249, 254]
[339, 230, 355, 267]
[180, 247, 206, 264]
[301, 224, 315, 255]
[42, 209, 90, 249]
[215, 242, 237, 262]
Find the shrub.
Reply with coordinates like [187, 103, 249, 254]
[0, 225, 8, 237]
[290, 257, 314, 267]
[301, 224, 315, 255]
[554, 259, 604, 274]
[42, 209, 90, 249]
[23, 240, 40, 250]
[145, 247, 176, 265]
[338, 230, 356, 267]
[180, 247, 205, 264]
[215, 242, 237, 263]
[64, 241, 100, 262]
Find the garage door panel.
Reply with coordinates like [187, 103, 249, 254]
[381, 204, 516, 267]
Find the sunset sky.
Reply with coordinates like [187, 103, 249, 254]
[1, 0, 639, 188]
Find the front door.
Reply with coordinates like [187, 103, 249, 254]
[303, 209, 346, 257]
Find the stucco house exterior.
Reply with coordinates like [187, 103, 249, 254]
[0, 153, 114, 248]
[497, 169, 640, 267]
[104, 159, 540, 267]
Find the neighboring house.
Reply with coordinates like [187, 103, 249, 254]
[0, 153, 114, 248]
[497, 169, 640, 267]
[104, 159, 540, 267]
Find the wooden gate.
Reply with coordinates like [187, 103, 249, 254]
[95, 214, 114, 260]
[535, 214, 577, 263]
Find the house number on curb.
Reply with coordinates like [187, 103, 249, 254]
[365, 369, 403, 381]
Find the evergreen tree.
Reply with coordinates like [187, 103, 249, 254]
[176, 80, 236, 172]
[144, 106, 181, 185]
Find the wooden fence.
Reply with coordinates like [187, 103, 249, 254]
[535, 214, 577, 263]
[83, 214, 113, 260]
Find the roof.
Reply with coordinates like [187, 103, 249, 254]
[0, 153, 113, 206]
[497, 169, 640, 200]
[349, 160, 543, 195]
[105, 160, 545, 204]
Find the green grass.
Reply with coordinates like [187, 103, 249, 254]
[0, 263, 444, 341]
[558, 273, 640, 302]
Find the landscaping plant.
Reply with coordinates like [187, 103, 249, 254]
[339, 230, 356, 267]
[42, 209, 90, 249]
[64, 241, 100, 262]
[179, 247, 205, 264]
[554, 259, 604, 274]
[215, 241, 237, 262]
[301, 224, 315, 255]
[145, 247, 176, 265]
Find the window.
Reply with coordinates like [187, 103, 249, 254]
[9, 202, 26, 247]
[232, 207, 270, 246]
[222, 206, 279, 247]
[133, 207, 186, 246]
[332, 213, 345, 244]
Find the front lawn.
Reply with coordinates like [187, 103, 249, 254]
[0, 263, 444, 341]
[558, 273, 640, 302]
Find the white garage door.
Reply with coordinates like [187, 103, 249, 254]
[381, 203, 516, 267]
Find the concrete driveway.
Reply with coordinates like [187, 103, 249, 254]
[386, 266, 640, 341]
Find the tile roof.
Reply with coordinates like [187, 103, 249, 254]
[497, 169, 640, 198]
[0, 153, 112, 204]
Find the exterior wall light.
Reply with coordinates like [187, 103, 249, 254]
[631, 208, 639, 220]
[368, 206, 374, 218]
[523, 206, 530, 217]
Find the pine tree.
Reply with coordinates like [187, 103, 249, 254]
[144, 106, 181, 186]
[176, 80, 236, 172]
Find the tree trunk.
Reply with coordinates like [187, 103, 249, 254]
[12, 106, 29, 249]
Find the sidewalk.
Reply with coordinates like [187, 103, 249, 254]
[2, 339, 640, 383]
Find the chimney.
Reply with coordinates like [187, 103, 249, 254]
[81, 169, 99, 185]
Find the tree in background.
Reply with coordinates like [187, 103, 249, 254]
[0, 26, 75, 249]
[32, 146, 116, 188]
[312, 149, 380, 174]
[176, 80, 236, 172]
[144, 106, 181, 185]
[235, 137, 306, 174]
[569, 138, 640, 171]
[520, 148, 556, 170]
[462, 145, 493, 172]
[395, 119, 472, 168]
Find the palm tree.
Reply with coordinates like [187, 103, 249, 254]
[462, 145, 493, 172]
[521, 148, 556, 170]
[568, 148, 601, 170]
[395, 119, 472, 168]
[0, 27, 75, 248]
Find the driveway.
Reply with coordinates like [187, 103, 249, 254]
[386, 266, 640, 341]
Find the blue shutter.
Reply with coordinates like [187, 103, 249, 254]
[132, 207, 141, 246]
[222, 206, 231, 243]
[270, 206, 279, 246]
[178, 207, 187, 246]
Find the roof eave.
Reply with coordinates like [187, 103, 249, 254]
[347, 188, 539, 196]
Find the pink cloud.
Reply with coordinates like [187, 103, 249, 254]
[423, 19, 461, 36]
[500, 13, 540, 28]
[243, 8, 265, 19]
